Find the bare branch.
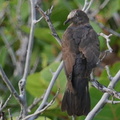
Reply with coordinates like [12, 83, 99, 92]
[18, 0, 39, 118]
[0, 95, 12, 112]
[82, 0, 90, 11]
[105, 66, 113, 80]
[0, 66, 22, 104]
[8, 109, 13, 120]
[27, 95, 44, 112]
[107, 100, 120, 104]
[35, 5, 61, 45]
[23, 89, 59, 120]
[28, 62, 63, 120]
[91, 18, 120, 37]
[86, 70, 120, 120]
[99, 33, 113, 53]
[84, 0, 94, 13]
[91, 0, 110, 16]
[0, 31, 17, 67]
[91, 79, 120, 99]
[97, 50, 109, 65]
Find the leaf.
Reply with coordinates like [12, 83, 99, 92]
[36, 116, 51, 120]
[26, 62, 61, 97]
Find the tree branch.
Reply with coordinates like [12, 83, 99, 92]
[0, 94, 12, 112]
[82, 0, 94, 13]
[99, 33, 113, 53]
[86, 70, 120, 120]
[0, 66, 22, 105]
[35, 5, 61, 45]
[28, 62, 63, 120]
[23, 89, 59, 120]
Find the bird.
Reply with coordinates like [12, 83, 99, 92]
[61, 9, 100, 116]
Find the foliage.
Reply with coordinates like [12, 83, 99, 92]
[0, 0, 120, 120]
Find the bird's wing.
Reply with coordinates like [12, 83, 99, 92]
[73, 24, 100, 68]
[62, 27, 76, 81]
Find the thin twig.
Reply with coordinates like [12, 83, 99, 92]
[0, 66, 22, 104]
[18, 0, 39, 118]
[91, 0, 110, 16]
[82, 0, 90, 11]
[0, 95, 12, 112]
[8, 109, 13, 120]
[86, 70, 120, 120]
[35, 5, 61, 45]
[28, 62, 63, 120]
[105, 66, 113, 80]
[99, 33, 113, 53]
[0, 31, 17, 67]
[23, 89, 59, 120]
[107, 100, 120, 104]
[91, 79, 120, 99]
[84, 0, 94, 13]
[27, 94, 44, 112]
[91, 18, 120, 37]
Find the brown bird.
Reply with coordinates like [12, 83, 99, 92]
[61, 9, 100, 116]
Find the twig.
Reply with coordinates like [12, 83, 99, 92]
[18, 0, 40, 118]
[30, 57, 40, 74]
[84, 0, 94, 13]
[97, 50, 109, 65]
[0, 95, 12, 112]
[105, 66, 113, 80]
[82, 0, 90, 11]
[86, 70, 120, 120]
[8, 109, 13, 120]
[28, 61, 63, 120]
[35, 5, 61, 45]
[23, 89, 59, 120]
[0, 66, 22, 104]
[72, 116, 76, 120]
[91, 18, 120, 37]
[99, 33, 113, 53]
[107, 100, 120, 104]
[91, 79, 120, 99]
[0, 31, 17, 67]
[91, 0, 110, 16]
[27, 95, 44, 112]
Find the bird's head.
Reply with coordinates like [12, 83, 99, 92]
[64, 9, 89, 25]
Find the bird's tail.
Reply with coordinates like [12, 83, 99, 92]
[61, 77, 90, 116]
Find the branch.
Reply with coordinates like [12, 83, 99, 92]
[27, 94, 44, 112]
[99, 33, 113, 53]
[0, 31, 17, 67]
[18, 0, 40, 118]
[82, 0, 94, 13]
[91, 0, 110, 16]
[28, 61, 63, 120]
[107, 100, 120, 104]
[91, 79, 120, 99]
[0, 94, 12, 112]
[8, 109, 13, 120]
[105, 66, 113, 80]
[23, 89, 59, 120]
[0, 66, 22, 105]
[86, 70, 120, 120]
[91, 18, 120, 37]
[35, 5, 61, 45]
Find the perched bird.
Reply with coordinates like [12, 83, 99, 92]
[61, 9, 100, 116]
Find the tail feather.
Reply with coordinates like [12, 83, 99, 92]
[61, 78, 90, 116]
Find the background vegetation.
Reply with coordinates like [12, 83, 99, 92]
[0, 0, 120, 120]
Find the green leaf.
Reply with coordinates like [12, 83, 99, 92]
[26, 62, 61, 97]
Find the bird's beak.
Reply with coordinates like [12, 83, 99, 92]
[64, 19, 71, 25]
